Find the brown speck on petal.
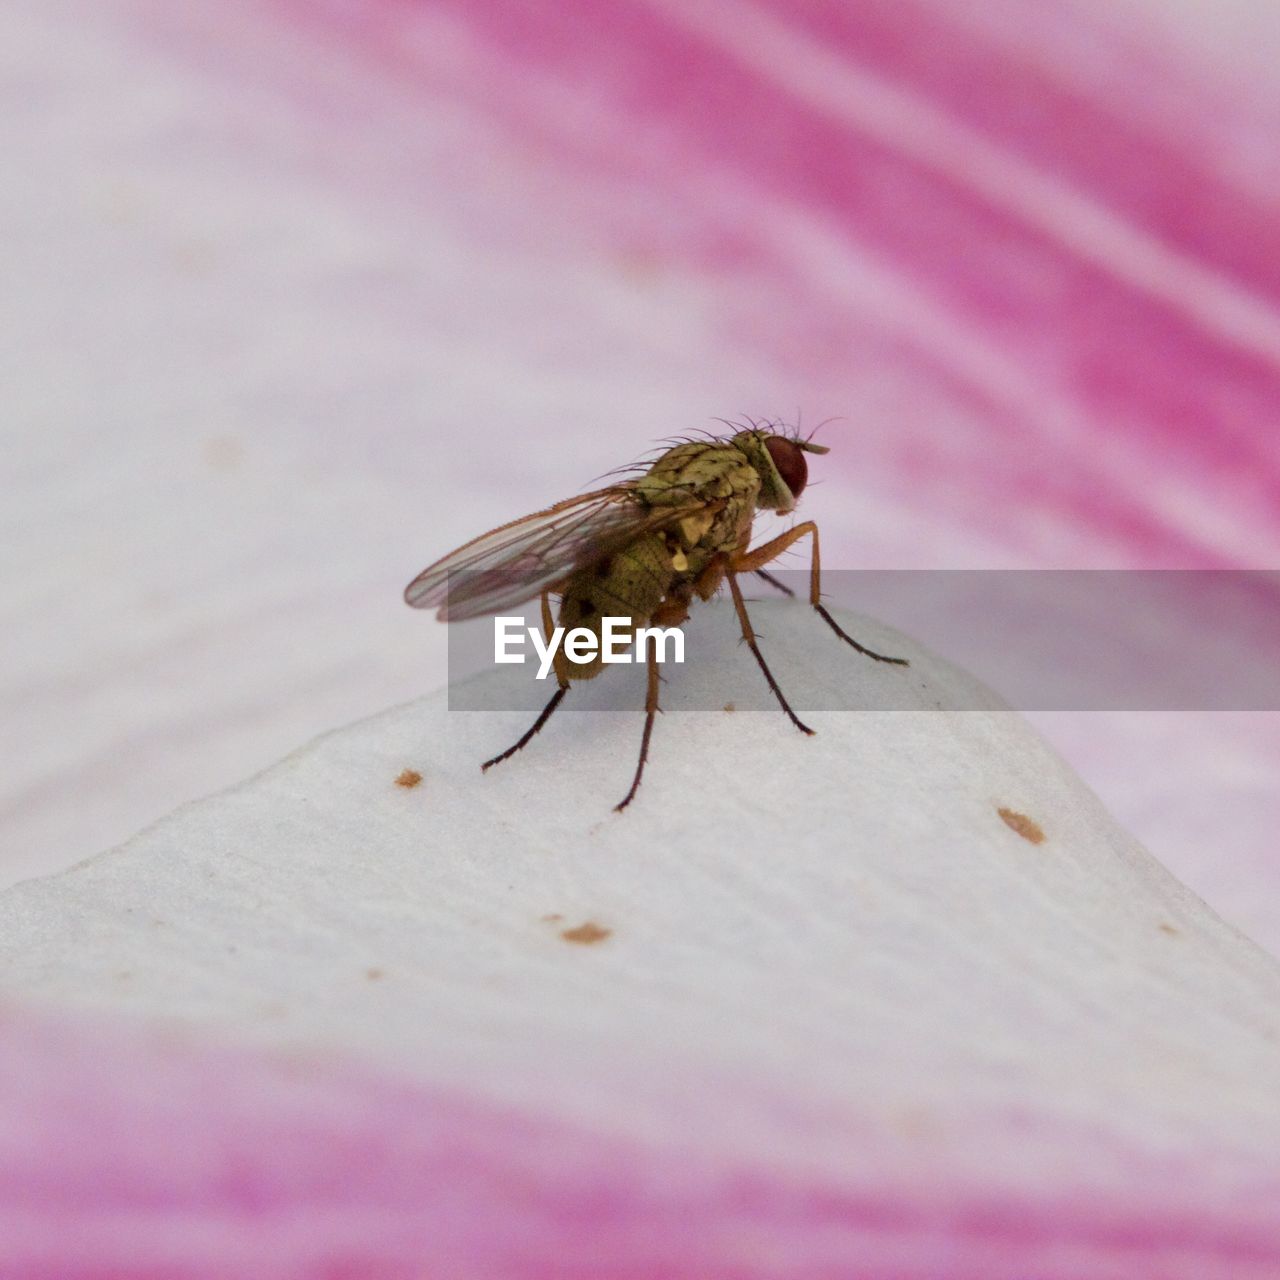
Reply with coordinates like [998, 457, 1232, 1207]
[1158, 922, 1180, 936]
[541, 912, 564, 923]
[203, 434, 243, 471]
[998, 807, 1046, 844]
[723, 702, 735, 713]
[561, 921, 611, 945]
[394, 769, 422, 789]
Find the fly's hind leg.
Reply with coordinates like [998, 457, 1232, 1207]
[754, 568, 795, 597]
[732, 523, 909, 666]
[482, 591, 569, 772]
[614, 642, 661, 812]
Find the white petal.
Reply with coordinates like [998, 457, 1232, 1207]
[3, 602, 1278, 1219]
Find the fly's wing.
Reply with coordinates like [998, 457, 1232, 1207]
[404, 485, 714, 621]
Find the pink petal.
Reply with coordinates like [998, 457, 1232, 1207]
[7, 1003, 1279, 1280]
[250, 0, 1280, 565]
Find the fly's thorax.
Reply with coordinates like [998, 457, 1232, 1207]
[663, 493, 753, 580]
[556, 533, 673, 680]
[634, 440, 762, 510]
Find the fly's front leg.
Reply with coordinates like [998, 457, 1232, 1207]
[482, 590, 569, 771]
[615, 643, 661, 812]
[727, 571, 814, 735]
[732, 523, 908, 666]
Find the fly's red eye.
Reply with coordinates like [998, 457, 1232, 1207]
[765, 436, 808, 501]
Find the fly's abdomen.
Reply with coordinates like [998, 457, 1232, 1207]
[556, 532, 674, 680]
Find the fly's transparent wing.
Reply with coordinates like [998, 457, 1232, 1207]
[404, 485, 712, 620]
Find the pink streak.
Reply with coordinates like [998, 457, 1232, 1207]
[770, 0, 1280, 305]
[246, 0, 1280, 567]
[4, 1004, 1280, 1279]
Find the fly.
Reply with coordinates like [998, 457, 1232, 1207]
[404, 423, 908, 811]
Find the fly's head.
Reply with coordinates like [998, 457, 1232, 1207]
[733, 428, 830, 514]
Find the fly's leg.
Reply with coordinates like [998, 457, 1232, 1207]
[482, 591, 569, 771]
[481, 687, 567, 771]
[615, 643, 661, 812]
[727, 571, 814, 735]
[732, 523, 909, 666]
[754, 568, 795, 597]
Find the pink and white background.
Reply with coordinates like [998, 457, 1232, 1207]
[3, 0, 1280, 1275]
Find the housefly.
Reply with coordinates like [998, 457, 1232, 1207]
[405, 423, 907, 811]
